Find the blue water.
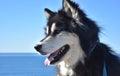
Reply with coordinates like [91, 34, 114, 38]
[0, 53, 56, 76]
[0, 53, 119, 76]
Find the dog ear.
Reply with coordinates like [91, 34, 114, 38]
[44, 8, 55, 19]
[62, 0, 80, 20]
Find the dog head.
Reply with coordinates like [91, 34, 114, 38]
[34, 0, 99, 66]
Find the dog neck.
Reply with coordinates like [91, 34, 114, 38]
[57, 60, 85, 76]
[57, 61, 75, 76]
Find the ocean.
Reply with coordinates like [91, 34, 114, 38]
[0, 53, 119, 76]
[0, 53, 56, 76]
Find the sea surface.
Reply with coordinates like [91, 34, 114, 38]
[0, 53, 56, 76]
[0, 53, 120, 76]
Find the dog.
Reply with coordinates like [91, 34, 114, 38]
[34, 0, 120, 76]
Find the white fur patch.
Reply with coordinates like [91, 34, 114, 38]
[58, 61, 74, 76]
[46, 26, 49, 35]
[51, 23, 56, 33]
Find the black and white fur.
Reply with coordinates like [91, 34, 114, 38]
[34, 0, 120, 76]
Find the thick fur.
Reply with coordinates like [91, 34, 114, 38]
[34, 0, 120, 76]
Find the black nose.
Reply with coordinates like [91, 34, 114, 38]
[34, 45, 42, 52]
[34, 45, 47, 55]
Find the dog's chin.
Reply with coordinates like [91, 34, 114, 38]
[44, 45, 69, 66]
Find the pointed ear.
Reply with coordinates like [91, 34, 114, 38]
[44, 8, 55, 19]
[62, 0, 79, 20]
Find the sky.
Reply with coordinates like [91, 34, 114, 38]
[0, 0, 120, 53]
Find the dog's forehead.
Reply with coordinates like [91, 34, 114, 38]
[47, 12, 71, 26]
[47, 22, 63, 31]
[45, 22, 58, 35]
[47, 19, 66, 30]
[45, 12, 74, 34]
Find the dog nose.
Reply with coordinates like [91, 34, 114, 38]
[34, 45, 42, 51]
[34, 45, 47, 55]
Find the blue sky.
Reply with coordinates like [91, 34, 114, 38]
[0, 0, 120, 53]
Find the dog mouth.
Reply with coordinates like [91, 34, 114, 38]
[44, 45, 69, 66]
